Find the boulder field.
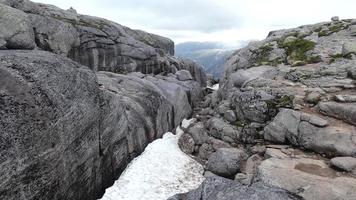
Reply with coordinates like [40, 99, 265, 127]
[0, 1, 206, 200]
[175, 17, 356, 200]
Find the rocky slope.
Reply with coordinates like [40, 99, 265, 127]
[0, 1, 206, 200]
[175, 17, 356, 200]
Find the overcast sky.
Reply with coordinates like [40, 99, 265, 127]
[34, 0, 356, 47]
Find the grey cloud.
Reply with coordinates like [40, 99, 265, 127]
[101, 0, 242, 32]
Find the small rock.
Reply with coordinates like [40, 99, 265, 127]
[292, 60, 306, 67]
[335, 94, 356, 103]
[331, 16, 340, 21]
[331, 157, 356, 174]
[265, 148, 289, 159]
[349, 25, 356, 36]
[186, 122, 208, 145]
[300, 113, 329, 127]
[178, 133, 195, 154]
[198, 143, 214, 160]
[204, 171, 218, 178]
[224, 110, 237, 123]
[175, 70, 193, 81]
[305, 92, 321, 104]
[206, 148, 248, 177]
[209, 137, 232, 150]
[234, 173, 248, 182]
[250, 145, 267, 155]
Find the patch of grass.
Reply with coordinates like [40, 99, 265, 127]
[266, 95, 294, 109]
[318, 22, 349, 37]
[253, 44, 285, 66]
[329, 53, 353, 63]
[280, 38, 316, 63]
[235, 121, 246, 128]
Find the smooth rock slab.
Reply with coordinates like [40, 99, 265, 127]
[258, 158, 356, 200]
[318, 101, 356, 125]
[169, 176, 300, 200]
[330, 157, 356, 174]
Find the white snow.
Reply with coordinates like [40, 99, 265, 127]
[207, 84, 219, 91]
[99, 119, 205, 200]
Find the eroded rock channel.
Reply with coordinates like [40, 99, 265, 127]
[1, 1, 356, 200]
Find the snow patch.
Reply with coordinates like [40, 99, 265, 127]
[99, 119, 205, 200]
[207, 84, 219, 91]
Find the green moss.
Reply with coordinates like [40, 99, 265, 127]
[313, 26, 323, 33]
[266, 95, 294, 109]
[235, 121, 246, 128]
[253, 44, 285, 66]
[280, 38, 316, 63]
[318, 22, 349, 37]
[329, 53, 353, 63]
[254, 44, 274, 66]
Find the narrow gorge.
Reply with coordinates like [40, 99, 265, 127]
[1, 1, 356, 200]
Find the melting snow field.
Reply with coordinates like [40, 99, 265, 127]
[207, 84, 219, 91]
[99, 119, 205, 200]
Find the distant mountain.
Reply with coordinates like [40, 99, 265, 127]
[175, 42, 245, 79]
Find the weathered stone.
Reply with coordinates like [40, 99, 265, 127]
[0, 4, 35, 49]
[335, 94, 356, 102]
[224, 110, 237, 123]
[176, 70, 193, 81]
[186, 122, 208, 145]
[331, 16, 340, 21]
[168, 177, 300, 200]
[206, 148, 248, 177]
[265, 148, 289, 159]
[342, 42, 356, 56]
[258, 158, 356, 200]
[178, 134, 195, 154]
[198, 143, 214, 160]
[305, 92, 321, 104]
[330, 157, 356, 174]
[264, 109, 356, 156]
[318, 101, 356, 125]
[206, 117, 241, 142]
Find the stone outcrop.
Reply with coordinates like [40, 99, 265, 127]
[176, 18, 356, 200]
[0, 0, 206, 86]
[0, 1, 206, 200]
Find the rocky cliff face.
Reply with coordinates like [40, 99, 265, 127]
[0, 1, 206, 200]
[176, 18, 356, 200]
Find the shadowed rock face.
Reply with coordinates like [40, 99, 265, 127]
[0, 1, 206, 200]
[0, 50, 203, 200]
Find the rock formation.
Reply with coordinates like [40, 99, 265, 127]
[176, 18, 356, 200]
[0, 1, 206, 199]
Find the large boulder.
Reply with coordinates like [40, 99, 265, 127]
[0, 50, 204, 200]
[330, 157, 356, 174]
[0, 4, 35, 49]
[264, 109, 356, 157]
[206, 148, 248, 177]
[0, 50, 102, 200]
[168, 176, 300, 200]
